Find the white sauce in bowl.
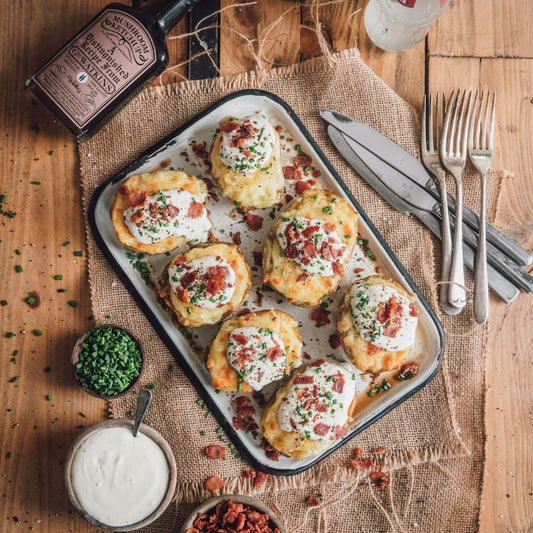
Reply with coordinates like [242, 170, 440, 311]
[70, 426, 170, 527]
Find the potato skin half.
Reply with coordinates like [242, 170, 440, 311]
[260, 366, 357, 459]
[206, 309, 302, 393]
[337, 275, 417, 373]
[262, 189, 358, 307]
[209, 121, 284, 208]
[159, 242, 251, 328]
[110, 170, 209, 255]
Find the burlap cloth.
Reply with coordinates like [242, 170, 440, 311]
[79, 48, 500, 532]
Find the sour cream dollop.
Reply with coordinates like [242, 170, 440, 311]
[219, 115, 276, 175]
[70, 426, 169, 527]
[349, 280, 418, 352]
[277, 359, 356, 442]
[124, 189, 211, 244]
[276, 216, 347, 276]
[226, 326, 286, 390]
[168, 256, 236, 309]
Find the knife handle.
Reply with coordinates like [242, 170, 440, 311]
[427, 180, 532, 267]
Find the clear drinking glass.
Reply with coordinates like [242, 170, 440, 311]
[364, 0, 450, 53]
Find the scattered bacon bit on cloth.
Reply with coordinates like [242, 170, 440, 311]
[243, 469, 270, 489]
[305, 495, 319, 507]
[205, 445, 225, 460]
[204, 475, 225, 493]
[246, 212, 264, 231]
[371, 446, 386, 454]
[310, 306, 331, 326]
[370, 471, 390, 489]
[349, 447, 374, 471]
[185, 498, 280, 533]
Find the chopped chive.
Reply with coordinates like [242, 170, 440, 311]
[78, 412, 86, 418]
[33, 329, 43, 336]
[149, 383, 157, 390]
[9, 376, 19, 383]
[49, 150, 54, 155]
[30, 181, 41, 185]
[74, 251, 83, 257]
[5, 332, 15, 338]
[67, 300, 78, 307]
[0, 194, 6, 203]
[43, 366, 51, 373]
[5, 452, 12, 458]
[54, 274, 63, 280]
[63, 241, 71, 246]
[15, 249, 21, 255]
[45, 394, 52, 401]
[15, 265, 23, 273]
[1, 300, 7, 306]
[26, 297, 36, 305]
[200, 430, 206, 436]
[57, 289, 66, 293]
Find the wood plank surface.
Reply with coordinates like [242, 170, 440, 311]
[0, 1, 531, 532]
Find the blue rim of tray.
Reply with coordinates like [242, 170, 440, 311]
[88, 89, 445, 476]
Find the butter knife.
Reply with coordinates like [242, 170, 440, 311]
[321, 109, 532, 268]
[327, 126, 521, 304]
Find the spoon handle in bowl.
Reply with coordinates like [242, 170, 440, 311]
[132, 389, 152, 437]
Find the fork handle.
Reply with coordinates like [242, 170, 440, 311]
[449, 175, 467, 308]
[474, 170, 489, 324]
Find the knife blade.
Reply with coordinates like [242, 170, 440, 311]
[321, 109, 533, 268]
[334, 129, 533, 294]
[327, 125, 521, 304]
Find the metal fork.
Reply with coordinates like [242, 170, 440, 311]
[469, 90, 496, 324]
[421, 93, 461, 315]
[441, 89, 473, 310]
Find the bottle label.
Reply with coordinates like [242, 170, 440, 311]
[32, 9, 157, 129]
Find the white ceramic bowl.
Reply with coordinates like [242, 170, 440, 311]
[65, 418, 177, 532]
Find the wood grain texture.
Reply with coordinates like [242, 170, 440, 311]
[0, 0, 532, 531]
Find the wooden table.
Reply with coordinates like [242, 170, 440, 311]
[1, 1, 531, 531]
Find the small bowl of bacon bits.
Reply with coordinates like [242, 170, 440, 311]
[180, 495, 283, 533]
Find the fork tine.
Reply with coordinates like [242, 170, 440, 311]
[435, 92, 442, 148]
[442, 89, 458, 153]
[422, 94, 428, 151]
[488, 91, 496, 150]
[427, 94, 434, 151]
[469, 90, 480, 150]
[461, 90, 473, 156]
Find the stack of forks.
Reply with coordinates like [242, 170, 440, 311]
[422, 90, 496, 324]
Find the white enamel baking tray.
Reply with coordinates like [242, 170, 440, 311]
[89, 90, 444, 475]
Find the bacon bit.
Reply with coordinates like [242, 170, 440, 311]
[370, 471, 390, 489]
[372, 446, 386, 454]
[308, 358, 326, 368]
[179, 272, 196, 288]
[354, 267, 365, 274]
[310, 306, 331, 326]
[409, 302, 419, 317]
[353, 447, 364, 460]
[295, 179, 315, 195]
[191, 141, 209, 162]
[252, 250, 263, 267]
[312, 170, 320, 178]
[208, 190, 219, 202]
[285, 194, 294, 204]
[266, 345, 283, 361]
[331, 371, 345, 393]
[246, 212, 263, 231]
[230, 123, 255, 148]
[130, 211, 144, 225]
[285, 244, 298, 259]
[205, 445, 226, 460]
[232, 231, 242, 245]
[398, 362, 419, 377]
[233, 396, 258, 432]
[253, 470, 269, 489]
[302, 241, 316, 258]
[188, 202, 204, 218]
[282, 166, 297, 180]
[323, 222, 335, 232]
[332, 262, 344, 276]
[204, 475, 225, 493]
[219, 121, 240, 133]
[167, 205, 180, 217]
[376, 296, 403, 338]
[255, 288, 264, 307]
[129, 190, 146, 208]
[303, 351, 311, 360]
[293, 374, 314, 385]
[328, 334, 341, 349]
[302, 225, 319, 238]
[275, 124, 283, 133]
[350, 458, 374, 471]
[176, 287, 190, 303]
[206, 266, 228, 296]
[297, 273, 310, 283]
[305, 495, 319, 507]
[314, 423, 330, 436]
[294, 155, 312, 168]
[260, 439, 280, 461]
[334, 425, 347, 438]
[232, 333, 248, 345]
[237, 308, 251, 316]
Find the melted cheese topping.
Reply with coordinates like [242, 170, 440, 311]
[219, 115, 276, 175]
[276, 216, 347, 276]
[277, 360, 356, 442]
[226, 327, 287, 390]
[124, 189, 210, 244]
[349, 281, 418, 351]
[168, 256, 236, 309]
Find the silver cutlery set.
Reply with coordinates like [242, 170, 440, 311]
[321, 99, 532, 322]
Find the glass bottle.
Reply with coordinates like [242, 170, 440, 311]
[364, 0, 450, 53]
[26, 0, 200, 140]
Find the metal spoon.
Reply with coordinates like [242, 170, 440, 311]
[132, 388, 152, 437]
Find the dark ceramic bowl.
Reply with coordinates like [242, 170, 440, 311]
[71, 325, 144, 399]
[64, 418, 177, 532]
[180, 495, 284, 533]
